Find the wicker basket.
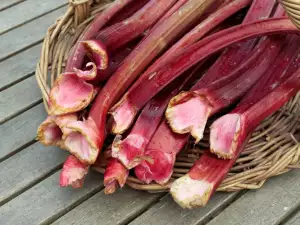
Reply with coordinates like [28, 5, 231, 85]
[36, 0, 300, 193]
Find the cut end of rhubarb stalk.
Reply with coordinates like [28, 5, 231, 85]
[112, 134, 148, 169]
[60, 155, 89, 188]
[49, 73, 95, 116]
[109, 98, 137, 134]
[64, 118, 100, 164]
[37, 116, 63, 147]
[104, 159, 129, 194]
[134, 150, 175, 185]
[81, 40, 108, 70]
[165, 91, 212, 142]
[73, 62, 98, 81]
[37, 114, 78, 148]
[210, 113, 241, 159]
[170, 174, 213, 209]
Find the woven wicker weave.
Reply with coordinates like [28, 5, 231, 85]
[36, 0, 300, 193]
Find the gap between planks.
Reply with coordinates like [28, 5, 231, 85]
[0, 0, 26, 12]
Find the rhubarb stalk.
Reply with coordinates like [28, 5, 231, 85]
[65, 0, 134, 72]
[64, 0, 221, 164]
[171, 65, 300, 209]
[210, 36, 300, 159]
[96, 0, 177, 52]
[110, 0, 277, 133]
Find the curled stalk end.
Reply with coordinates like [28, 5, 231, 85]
[60, 155, 89, 188]
[170, 175, 213, 209]
[112, 134, 148, 169]
[73, 62, 98, 81]
[210, 113, 241, 159]
[37, 114, 78, 148]
[109, 99, 137, 134]
[64, 118, 100, 164]
[165, 91, 212, 143]
[104, 159, 129, 194]
[134, 150, 175, 185]
[49, 73, 95, 116]
[81, 40, 109, 70]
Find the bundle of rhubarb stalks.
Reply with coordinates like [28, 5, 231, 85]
[37, 0, 300, 208]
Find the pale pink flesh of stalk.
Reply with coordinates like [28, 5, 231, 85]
[48, 73, 96, 116]
[210, 37, 300, 158]
[65, 0, 134, 72]
[96, 0, 177, 52]
[110, 0, 277, 133]
[70, 0, 221, 164]
[60, 155, 89, 188]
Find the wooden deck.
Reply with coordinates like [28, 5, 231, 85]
[0, 1, 299, 224]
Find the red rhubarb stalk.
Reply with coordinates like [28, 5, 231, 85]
[111, 64, 204, 169]
[171, 66, 300, 208]
[110, 0, 276, 132]
[96, 0, 177, 52]
[65, 0, 134, 72]
[210, 37, 300, 159]
[60, 155, 89, 188]
[111, 18, 298, 141]
[64, 0, 221, 164]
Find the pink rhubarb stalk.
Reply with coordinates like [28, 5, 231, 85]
[210, 37, 300, 159]
[64, 0, 221, 164]
[65, 0, 134, 72]
[96, 0, 177, 52]
[104, 158, 129, 194]
[171, 66, 300, 208]
[110, 0, 276, 132]
[48, 73, 97, 116]
[37, 113, 78, 147]
[111, 64, 203, 169]
[60, 155, 89, 188]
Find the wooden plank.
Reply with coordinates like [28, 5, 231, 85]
[0, 6, 66, 62]
[286, 211, 300, 225]
[0, 171, 103, 225]
[207, 170, 300, 225]
[0, 44, 41, 91]
[129, 192, 239, 225]
[0, 142, 67, 205]
[0, 0, 25, 12]
[53, 188, 164, 225]
[0, 0, 67, 35]
[0, 104, 46, 161]
[0, 76, 42, 124]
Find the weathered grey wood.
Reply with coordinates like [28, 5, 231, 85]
[0, 0, 25, 11]
[0, 0, 67, 34]
[129, 192, 239, 225]
[0, 76, 42, 124]
[286, 210, 300, 225]
[0, 171, 103, 225]
[207, 170, 300, 225]
[53, 188, 164, 225]
[0, 44, 41, 91]
[0, 103, 46, 160]
[0, 142, 67, 205]
[0, 6, 66, 62]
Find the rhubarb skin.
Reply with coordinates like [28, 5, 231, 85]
[104, 158, 129, 194]
[76, 0, 221, 164]
[65, 0, 134, 72]
[135, 121, 189, 185]
[60, 155, 89, 188]
[37, 113, 78, 148]
[109, 0, 251, 132]
[210, 38, 300, 159]
[171, 68, 300, 208]
[96, 0, 177, 52]
[48, 73, 96, 116]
